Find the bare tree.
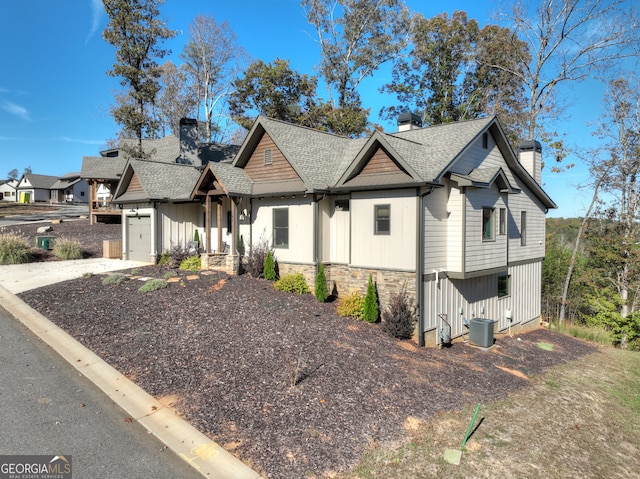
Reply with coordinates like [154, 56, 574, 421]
[495, 0, 640, 151]
[155, 61, 198, 137]
[181, 15, 249, 142]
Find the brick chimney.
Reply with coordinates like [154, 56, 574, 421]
[517, 140, 542, 184]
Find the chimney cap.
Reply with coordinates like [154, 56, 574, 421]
[397, 112, 422, 128]
[179, 118, 198, 126]
[517, 139, 542, 153]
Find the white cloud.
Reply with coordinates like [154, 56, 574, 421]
[86, 0, 105, 45]
[59, 136, 104, 145]
[2, 101, 31, 121]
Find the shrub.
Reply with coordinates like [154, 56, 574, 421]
[274, 273, 310, 294]
[0, 232, 30, 264]
[102, 273, 129, 286]
[138, 279, 168, 292]
[315, 263, 328, 302]
[163, 270, 178, 279]
[244, 237, 273, 277]
[337, 289, 365, 320]
[264, 250, 277, 281]
[363, 274, 379, 323]
[161, 243, 191, 268]
[381, 285, 416, 339]
[53, 237, 82, 260]
[193, 229, 200, 244]
[179, 255, 201, 272]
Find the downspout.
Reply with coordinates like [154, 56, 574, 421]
[313, 194, 320, 266]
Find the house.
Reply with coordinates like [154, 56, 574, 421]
[107, 119, 239, 262]
[187, 114, 555, 347]
[16, 173, 59, 203]
[14, 172, 89, 204]
[0, 179, 18, 201]
[49, 172, 89, 204]
[81, 151, 127, 224]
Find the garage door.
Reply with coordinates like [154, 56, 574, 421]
[127, 215, 151, 262]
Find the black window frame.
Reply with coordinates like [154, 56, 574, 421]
[498, 274, 511, 298]
[374, 204, 391, 235]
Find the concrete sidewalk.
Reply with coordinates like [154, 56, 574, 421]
[0, 259, 262, 478]
[0, 258, 148, 293]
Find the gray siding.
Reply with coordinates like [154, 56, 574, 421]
[464, 187, 507, 273]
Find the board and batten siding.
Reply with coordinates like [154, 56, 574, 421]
[350, 189, 416, 271]
[244, 133, 300, 181]
[422, 260, 542, 340]
[464, 187, 507, 273]
[251, 197, 315, 264]
[158, 202, 202, 253]
[318, 195, 350, 264]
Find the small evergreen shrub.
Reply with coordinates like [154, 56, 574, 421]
[0, 232, 30, 264]
[245, 237, 273, 277]
[102, 273, 129, 286]
[264, 250, 277, 281]
[163, 270, 178, 279]
[53, 237, 82, 260]
[138, 279, 168, 292]
[363, 274, 379, 323]
[337, 289, 365, 320]
[158, 253, 172, 266]
[381, 285, 416, 339]
[179, 255, 201, 272]
[193, 229, 200, 244]
[274, 273, 310, 294]
[315, 263, 328, 302]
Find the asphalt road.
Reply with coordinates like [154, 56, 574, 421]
[0, 204, 90, 227]
[0, 308, 204, 479]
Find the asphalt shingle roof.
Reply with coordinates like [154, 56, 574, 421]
[114, 160, 203, 202]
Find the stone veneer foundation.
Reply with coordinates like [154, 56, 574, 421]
[277, 262, 417, 310]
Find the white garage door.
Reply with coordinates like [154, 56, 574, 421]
[127, 215, 151, 262]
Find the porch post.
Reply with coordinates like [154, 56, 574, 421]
[230, 198, 237, 253]
[205, 194, 212, 254]
[217, 201, 223, 253]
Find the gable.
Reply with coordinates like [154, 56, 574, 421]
[343, 146, 414, 188]
[244, 132, 301, 182]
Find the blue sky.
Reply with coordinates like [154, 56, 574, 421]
[0, 0, 612, 218]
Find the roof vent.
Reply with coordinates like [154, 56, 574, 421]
[397, 113, 423, 132]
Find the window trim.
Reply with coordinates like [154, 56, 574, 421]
[499, 208, 506, 235]
[482, 207, 495, 241]
[374, 204, 391, 235]
[273, 208, 289, 248]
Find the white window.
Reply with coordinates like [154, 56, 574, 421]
[499, 208, 506, 235]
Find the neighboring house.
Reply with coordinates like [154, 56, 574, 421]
[81, 151, 127, 224]
[16, 173, 59, 203]
[0, 179, 19, 202]
[188, 114, 556, 347]
[108, 119, 239, 262]
[49, 172, 89, 204]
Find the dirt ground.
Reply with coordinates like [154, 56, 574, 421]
[12, 220, 601, 478]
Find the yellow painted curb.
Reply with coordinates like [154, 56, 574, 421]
[0, 285, 262, 479]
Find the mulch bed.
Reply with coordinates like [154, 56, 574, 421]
[1, 219, 120, 261]
[17, 251, 600, 477]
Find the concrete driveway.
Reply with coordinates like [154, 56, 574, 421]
[0, 258, 149, 294]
